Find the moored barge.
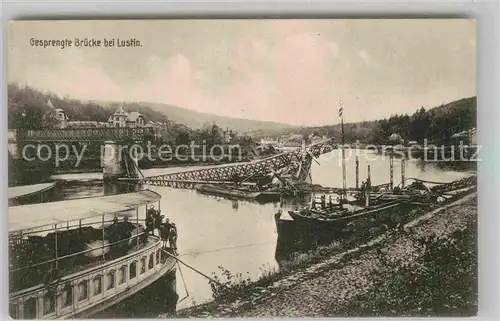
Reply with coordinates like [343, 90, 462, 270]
[195, 183, 281, 202]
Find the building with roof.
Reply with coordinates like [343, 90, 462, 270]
[451, 128, 477, 146]
[47, 99, 69, 128]
[107, 106, 145, 128]
[388, 133, 404, 145]
[221, 127, 234, 144]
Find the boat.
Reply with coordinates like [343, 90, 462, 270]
[8, 190, 178, 319]
[8, 182, 58, 206]
[195, 184, 281, 202]
[286, 184, 435, 227]
[288, 200, 402, 228]
[274, 198, 413, 260]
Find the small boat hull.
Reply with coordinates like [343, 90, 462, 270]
[196, 184, 281, 202]
[80, 260, 177, 318]
[275, 202, 407, 260]
[288, 202, 400, 227]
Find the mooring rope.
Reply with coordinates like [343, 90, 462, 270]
[176, 261, 190, 303]
[162, 249, 228, 288]
[176, 240, 275, 257]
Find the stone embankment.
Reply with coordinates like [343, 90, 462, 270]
[175, 192, 477, 318]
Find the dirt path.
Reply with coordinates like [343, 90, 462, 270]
[177, 192, 477, 318]
[238, 193, 476, 317]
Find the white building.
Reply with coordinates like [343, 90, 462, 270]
[107, 106, 145, 128]
[451, 127, 477, 146]
[47, 99, 69, 128]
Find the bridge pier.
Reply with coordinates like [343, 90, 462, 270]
[102, 140, 142, 195]
[130, 142, 144, 191]
[103, 141, 124, 195]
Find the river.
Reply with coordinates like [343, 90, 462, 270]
[50, 150, 475, 310]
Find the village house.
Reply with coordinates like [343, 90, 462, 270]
[451, 128, 477, 146]
[47, 99, 69, 128]
[221, 127, 234, 144]
[46, 100, 150, 129]
[107, 106, 145, 128]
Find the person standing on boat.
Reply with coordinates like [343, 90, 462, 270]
[154, 210, 163, 234]
[147, 205, 156, 217]
[145, 211, 155, 236]
[169, 223, 178, 254]
[163, 218, 175, 247]
[159, 219, 170, 248]
[328, 195, 334, 210]
[320, 195, 326, 210]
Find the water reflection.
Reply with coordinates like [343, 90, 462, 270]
[231, 200, 239, 210]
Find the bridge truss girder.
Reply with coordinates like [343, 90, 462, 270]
[144, 140, 336, 188]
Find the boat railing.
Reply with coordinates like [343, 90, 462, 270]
[10, 220, 150, 273]
[10, 232, 161, 298]
[9, 215, 156, 273]
[9, 234, 174, 319]
[8, 211, 141, 238]
[9, 216, 149, 240]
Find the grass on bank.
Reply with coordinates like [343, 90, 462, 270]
[334, 215, 477, 317]
[179, 190, 476, 316]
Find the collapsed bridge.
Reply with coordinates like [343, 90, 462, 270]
[135, 140, 338, 189]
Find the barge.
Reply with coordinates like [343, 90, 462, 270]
[195, 184, 281, 203]
[274, 176, 477, 259]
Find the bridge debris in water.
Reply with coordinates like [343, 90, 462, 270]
[125, 140, 337, 189]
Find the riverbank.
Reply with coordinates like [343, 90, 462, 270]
[174, 192, 477, 317]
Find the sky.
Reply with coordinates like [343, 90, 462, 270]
[9, 19, 476, 126]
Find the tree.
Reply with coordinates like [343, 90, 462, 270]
[10, 102, 60, 130]
[210, 124, 223, 145]
[175, 129, 191, 146]
[233, 135, 254, 147]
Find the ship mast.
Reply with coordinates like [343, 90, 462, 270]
[339, 100, 346, 205]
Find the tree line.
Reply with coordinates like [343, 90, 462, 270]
[270, 97, 476, 145]
[7, 83, 255, 149]
[7, 83, 171, 129]
[8, 83, 475, 147]
[372, 97, 476, 145]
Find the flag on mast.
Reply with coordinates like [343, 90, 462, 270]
[339, 100, 347, 200]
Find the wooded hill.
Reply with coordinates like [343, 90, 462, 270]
[95, 101, 298, 134]
[7, 83, 171, 129]
[8, 83, 476, 145]
[276, 97, 476, 145]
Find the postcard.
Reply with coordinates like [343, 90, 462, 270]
[7, 19, 477, 318]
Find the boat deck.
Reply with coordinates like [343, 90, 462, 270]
[306, 203, 365, 218]
[58, 235, 159, 278]
[10, 230, 161, 293]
